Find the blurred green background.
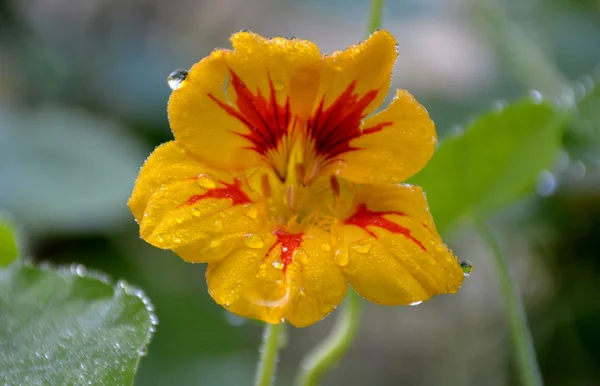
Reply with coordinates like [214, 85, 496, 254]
[1, 0, 599, 385]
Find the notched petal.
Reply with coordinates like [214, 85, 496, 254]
[333, 182, 464, 305]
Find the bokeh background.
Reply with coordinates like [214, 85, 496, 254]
[1, 0, 600, 385]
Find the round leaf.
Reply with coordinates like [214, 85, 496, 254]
[0, 263, 157, 385]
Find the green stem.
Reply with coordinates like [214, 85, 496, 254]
[255, 322, 285, 386]
[295, 290, 362, 386]
[368, 0, 385, 35]
[475, 219, 543, 386]
[468, 0, 568, 94]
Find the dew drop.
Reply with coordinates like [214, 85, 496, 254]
[225, 311, 247, 327]
[175, 218, 183, 224]
[459, 260, 473, 276]
[299, 287, 306, 296]
[409, 301, 423, 306]
[214, 219, 223, 231]
[272, 261, 284, 270]
[259, 263, 267, 270]
[167, 69, 188, 90]
[149, 314, 159, 325]
[137, 346, 148, 356]
[70, 264, 87, 277]
[568, 160, 586, 179]
[572, 82, 587, 100]
[491, 100, 507, 112]
[173, 237, 182, 244]
[245, 206, 258, 219]
[244, 233, 265, 249]
[351, 242, 372, 254]
[272, 80, 284, 91]
[321, 244, 331, 252]
[209, 240, 222, 248]
[335, 248, 350, 267]
[528, 89, 543, 103]
[191, 209, 201, 217]
[197, 173, 216, 189]
[536, 170, 557, 196]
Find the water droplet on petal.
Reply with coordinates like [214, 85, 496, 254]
[410, 301, 423, 306]
[191, 209, 201, 217]
[197, 173, 216, 189]
[175, 218, 183, 224]
[209, 240, 222, 248]
[173, 237, 182, 244]
[244, 233, 265, 249]
[272, 80, 284, 91]
[245, 206, 258, 219]
[272, 261, 284, 270]
[225, 311, 247, 327]
[351, 242, 372, 254]
[167, 69, 188, 90]
[137, 346, 148, 356]
[214, 219, 223, 231]
[459, 260, 473, 276]
[299, 287, 306, 296]
[335, 248, 350, 267]
[259, 263, 267, 270]
[536, 170, 557, 196]
[321, 244, 331, 252]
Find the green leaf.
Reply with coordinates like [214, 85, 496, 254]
[0, 263, 157, 385]
[410, 97, 570, 234]
[0, 220, 18, 267]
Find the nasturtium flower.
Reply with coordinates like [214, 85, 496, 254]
[129, 30, 464, 327]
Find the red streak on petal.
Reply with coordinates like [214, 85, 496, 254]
[185, 179, 252, 206]
[265, 230, 304, 273]
[308, 81, 392, 163]
[344, 203, 426, 251]
[207, 70, 291, 162]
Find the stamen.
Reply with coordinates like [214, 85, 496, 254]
[304, 159, 321, 186]
[295, 163, 305, 185]
[261, 174, 271, 198]
[330, 175, 340, 197]
[286, 185, 297, 211]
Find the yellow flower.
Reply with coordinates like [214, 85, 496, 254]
[128, 30, 464, 327]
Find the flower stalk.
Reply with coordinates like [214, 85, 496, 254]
[368, 0, 385, 36]
[475, 218, 542, 386]
[295, 290, 362, 386]
[255, 322, 285, 386]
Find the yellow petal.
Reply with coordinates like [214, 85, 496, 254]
[337, 89, 436, 184]
[332, 183, 463, 305]
[315, 30, 396, 115]
[304, 30, 398, 175]
[128, 141, 262, 263]
[128, 141, 210, 222]
[168, 32, 322, 175]
[206, 227, 347, 327]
